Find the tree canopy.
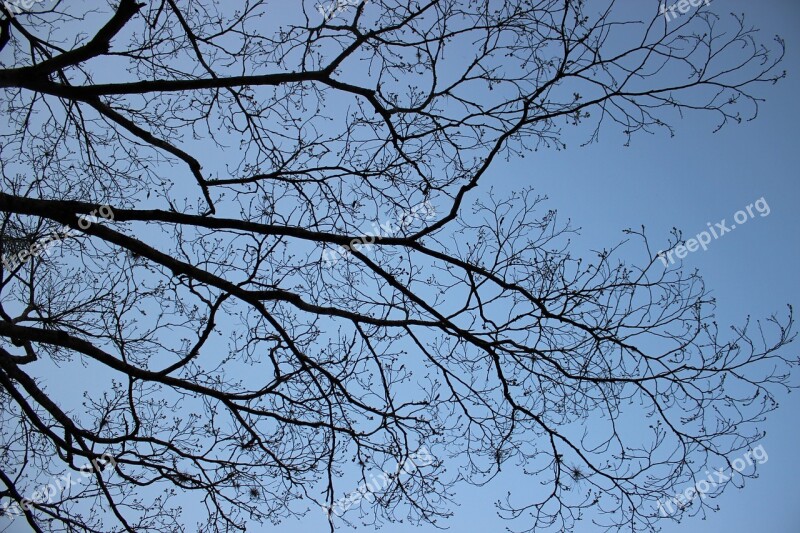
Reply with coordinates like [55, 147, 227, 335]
[0, 1, 795, 531]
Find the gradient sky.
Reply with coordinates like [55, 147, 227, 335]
[3, 1, 799, 532]
[276, 1, 800, 532]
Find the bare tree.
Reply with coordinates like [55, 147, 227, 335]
[0, 1, 795, 531]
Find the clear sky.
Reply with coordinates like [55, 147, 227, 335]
[3, 1, 799, 532]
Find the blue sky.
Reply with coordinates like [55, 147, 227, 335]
[272, 1, 800, 532]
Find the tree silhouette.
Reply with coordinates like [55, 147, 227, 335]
[0, 1, 795, 531]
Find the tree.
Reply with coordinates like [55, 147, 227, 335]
[0, 0, 795, 531]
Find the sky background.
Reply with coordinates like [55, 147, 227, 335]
[276, 1, 800, 532]
[3, 0, 799, 532]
